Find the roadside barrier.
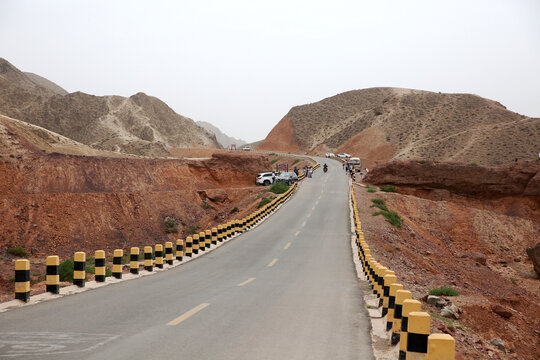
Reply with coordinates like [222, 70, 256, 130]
[165, 242, 174, 264]
[387, 283, 403, 331]
[205, 230, 212, 248]
[73, 252, 86, 287]
[185, 236, 193, 257]
[95, 250, 106, 282]
[227, 221, 232, 237]
[14, 259, 30, 302]
[382, 273, 396, 315]
[113, 249, 123, 279]
[400, 299, 422, 360]
[427, 334, 455, 360]
[155, 244, 164, 269]
[130, 247, 140, 274]
[144, 246, 153, 271]
[46, 255, 60, 293]
[392, 289, 412, 345]
[176, 239, 184, 261]
[211, 228, 218, 245]
[198, 232, 206, 252]
[406, 312, 430, 359]
[217, 225, 224, 241]
[192, 234, 200, 254]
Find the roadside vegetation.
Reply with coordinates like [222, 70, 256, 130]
[269, 182, 289, 194]
[7, 246, 27, 257]
[370, 198, 404, 229]
[429, 286, 459, 296]
[366, 185, 377, 193]
[379, 185, 395, 192]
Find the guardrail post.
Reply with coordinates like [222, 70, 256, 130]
[165, 242, 174, 264]
[130, 247, 140, 274]
[427, 334, 455, 360]
[211, 228, 218, 245]
[46, 255, 60, 293]
[400, 299, 423, 360]
[387, 283, 404, 331]
[193, 234, 200, 254]
[73, 252, 86, 287]
[226, 222, 232, 237]
[186, 236, 193, 257]
[155, 244, 164, 268]
[217, 225, 223, 241]
[176, 239, 183, 261]
[382, 273, 397, 315]
[200, 231, 208, 251]
[94, 250, 106, 282]
[392, 290, 412, 345]
[144, 246, 153, 271]
[406, 311, 430, 359]
[112, 249, 123, 279]
[205, 230, 212, 248]
[14, 259, 30, 302]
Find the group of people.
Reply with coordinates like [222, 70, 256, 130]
[342, 161, 368, 182]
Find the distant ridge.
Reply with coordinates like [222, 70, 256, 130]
[24, 72, 68, 95]
[196, 121, 246, 149]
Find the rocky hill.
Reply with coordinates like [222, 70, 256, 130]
[258, 87, 540, 166]
[0, 58, 219, 157]
[196, 121, 246, 148]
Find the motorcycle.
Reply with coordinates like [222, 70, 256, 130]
[323, 166, 328, 173]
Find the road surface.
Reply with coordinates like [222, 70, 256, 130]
[0, 158, 374, 359]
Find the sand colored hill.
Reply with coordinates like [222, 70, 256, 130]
[0, 58, 219, 156]
[196, 121, 246, 148]
[23, 72, 68, 95]
[258, 87, 540, 166]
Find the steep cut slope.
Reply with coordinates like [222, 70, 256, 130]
[0, 58, 219, 156]
[258, 87, 540, 166]
[197, 121, 246, 148]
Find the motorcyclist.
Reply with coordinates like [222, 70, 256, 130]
[323, 163, 328, 172]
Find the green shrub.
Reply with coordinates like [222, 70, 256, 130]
[372, 210, 403, 228]
[268, 152, 276, 156]
[230, 206, 239, 214]
[270, 182, 289, 194]
[258, 197, 271, 208]
[370, 198, 388, 211]
[85, 257, 95, 274]
[59, 259, 74, 282]
[189, 225, 200, 234]
[270, 158, 280, 164]
[165, 217, 179, 233]
[292, 159, 299, 165]
[366, 186, 377, 193]
[380, 185, 396, 192]
[429, 287, 459, 296]
[7, 246, 27, 257]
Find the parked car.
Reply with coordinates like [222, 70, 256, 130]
[256, 172, 276, 186]
[274, 172, 298, 185]
[337, 153, 351, 158]
[242, 145, 251, 151]
[325, 153, 335, 158]
[349, 157, 361, 166]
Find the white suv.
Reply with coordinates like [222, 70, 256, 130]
[256, 172, 276, 186]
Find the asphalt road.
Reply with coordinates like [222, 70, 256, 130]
[0, 158, 374, 360]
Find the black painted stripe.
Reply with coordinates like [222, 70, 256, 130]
[95, 258, 105, 267]
[130, 254, 139, 261]
[155, 251, 163, 257]
[176, 244, 183, 251]
[113, 257, 122, 265]
[401, 317, 409, 332]
[407, 333, 428, 353]
[389, 296, 396, 308]
[394, 304, 403, 319]
[144, 252, 152, 260]
[73, 261, 85, 271]
[95, 275, 105, 282]
[15, 270, 30, 282]
[383, 286, 390, 297]
[46, 266, 59, 275]
[166, 247, 172, 254]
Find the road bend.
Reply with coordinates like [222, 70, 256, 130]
[0, 158, 374, 360]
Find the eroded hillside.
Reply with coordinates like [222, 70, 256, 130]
[258, 87, 540, 166]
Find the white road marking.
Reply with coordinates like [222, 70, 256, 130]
[267, 258, 278, 267]
[284, 242, 291, 250]
[237, 277, 256, 287]
[295, 231, 300, 236]
[167, 303, 210, 326]
[302, 221, 306, 227]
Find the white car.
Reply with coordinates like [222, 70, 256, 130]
[337, 153, 351, 158]
[242, 146, 251, 151]
[256, 172, 276, 186]
[325, 153, 335, 158]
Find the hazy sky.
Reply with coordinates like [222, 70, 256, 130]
[1, 0, 539, 142]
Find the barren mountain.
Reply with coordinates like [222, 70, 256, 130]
[0, 58, 219, 156]
[197, 121, 246, 148]
[23, 72, 68, 95]
[258, 87, 540, 166]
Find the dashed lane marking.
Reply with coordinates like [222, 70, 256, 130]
[302, 221, 306, 227]
[307, 213, 311, 218]
[267, 258, 278, 267]
[295, 231, 300, 236]
[167, 303, 210, 326]
[284, 242, 291, 250]
[237, 277, 256, 286]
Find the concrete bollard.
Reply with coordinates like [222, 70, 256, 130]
[165, 242, 173, 264]
[376, 267, 389, 306]
[192, 234, 200, 254]
[46, 255, 60, 293]
[205, 230, 212, 248]
[197, 232, 206, 252]
[211, 228, 218, 245]
[387, 283, 404, 331]
[94, 250, 106, 282]
[176, 239, 184, 261]
[73, 252, 86, 287]
[392, 290, 412, 345]
[382, 273, 397, 316]
[406, 312, 430, 359]
[226, 222, 232, 237]
[185, 236, 193, 257]
[155, 244, 164, 269]
[14, 259, 30, 302]
[130, 247, 140, 274]
[217, 225, 223, 242]
[144, 246, 153, 272]
[427, 334, 455, 360]
[400, 299, 423, 360]
[112, 249, 123, 279]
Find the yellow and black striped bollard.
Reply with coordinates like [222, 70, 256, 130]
[406, 311, 430, 359]
[427, 333, 455, 360]
[392, 290, 412, 345]
[14, 259, 30, 302]
[217, 225, 223, 242]
[211, 228, 218, 245]
[185, 236, 193, 257]
[205, 230, 211, 249]
[192, 234, 200, 254]
[73, 252, 86, 287]
[226, 222, 232, 238]
[400, 299, 422, 360]
[155, 244, 164, 268]
[382, 273, 397, 315]
[144, 246, 153, 271]
[130, 247, 140, 274]
[94, 250, 106, 282]
[165, 242, 174, 264]
[112, 249, 123, 279]
[387, 283, 403, 331]
[46, 255, 60, 294]
[176, 239, 184, 261]
[198, 232, 206, 252]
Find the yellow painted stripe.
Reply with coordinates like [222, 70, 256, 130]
[307, 213, 311, 218]
[267, 258, 278, 267]
[237, 277, 256, 286]
[295, 231, 300, 236]
[284, 242, 291, 250]
[167, 303, 210, 326]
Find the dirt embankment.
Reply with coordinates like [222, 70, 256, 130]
[358, 160, 540, 359]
